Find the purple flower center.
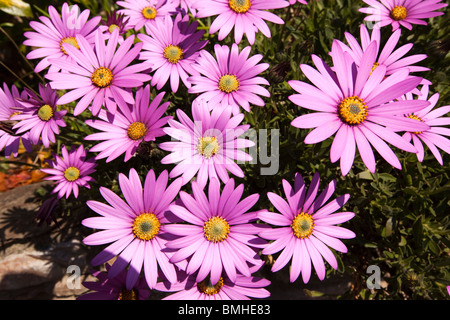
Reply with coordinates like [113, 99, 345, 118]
[229, 0, 251, 13]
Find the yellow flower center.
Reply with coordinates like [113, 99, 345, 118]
[60, 36, 79, 55]
[163, 45, 184, 64]
[132, 213, 160, 241]
[37, 104, 54, 121]
[119, 288, 138, 300]
[91, 67, 113, 88]
[203, 216, 230, 243]
[390, 5, 408, 21]
[64, 166, 80, 182]
[218, 74, 240, 93]
[291, 212, 315, 239]
[142, 6, 157, 19]
[127, 122, 147, 141]
[197, 277, 224, 295]
[338, 96, 368, 125]
[370, 62, 380, 76]
[405, 114, 424, 135]
[197, 136, 220, 159]
[228, 0, 251, 13]
[108, 24, 120, 33]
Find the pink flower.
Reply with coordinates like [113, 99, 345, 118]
[82, 168, 184, 290]
[165, 178, 267, 285]
[137, 13, 208, 92]
[188, 43, 270, 114]
[359, 0, 448, 31]
[0, 83, 32, 158]
[258, 172, 355, 283]
[46, 28, 151, 116]
[289, 40, 430, 175]
[159, 99, 255, 188]
[194, 0, 289, 44]
[397, 85, 450, 165]
[117, 0, 179, 33]
[85, 86, 171, 163]
[23, 3, 100, 73]
[12, 83, 67, 148]
[40, 144, 97, 199]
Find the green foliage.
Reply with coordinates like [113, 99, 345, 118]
[0, 0, 448, 300]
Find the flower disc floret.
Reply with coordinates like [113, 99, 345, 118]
[197, 277, 224, 295]
[60, 37, 79, 55]
[127, 122, 147, 140]
[91, 67, 113, 88]
[163, 45, 184, 64]
[338, 96, 368, 125]
[203, 216, 230, 243]
[37, 104, 54, 121]
[390, 5, 408, 20]
[291, 212, 314, 239]
[64, 166, 80, 182]
[218, 74, 240, 93]
[132, 213, 160, 241]
[229, 0, 251, 13]
[142, 6, 157, 19]
[197, 136, 220, 159]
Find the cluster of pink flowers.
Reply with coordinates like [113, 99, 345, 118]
[0, 0, 448, 300]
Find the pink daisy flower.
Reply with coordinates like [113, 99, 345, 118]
[12, 83, 67, 148]
[258, 172, 355, 283]
[99, 9, 132, 42]
[334, 24, 429, 77]
[156, 268, 271, 300]
[23, 3, 101, 73]
[137, 12, 208, 92]
[0, 83, 32, 158]
[289, 40, 431, 175]
[40, 144, 97, 199]
[82, 168, 184, 290]
[397, 85, 450, 165]
[359, 0, 448, 31]
[193, 0, 289, 44]
[78, 263, 151, 300]
[116, 0, 179, 33]
[159, 99, 255, 188]
[46, 28, 152, 116]
[85, 86, 171, 163]
[165, 178, 267, 286]
[188, 43, 270, 114]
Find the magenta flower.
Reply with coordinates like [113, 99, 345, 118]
[85, 86, 171, 163]
[40, 144, 97, 199]
[12, 83, 67, 148]
[99, 10, 132, 42]
[397, 85, 450, 165]
[82, 168, 183, 289]
[159, 99, 255, 188]
[289, 40, 431, 175]
[137, 12, 208, 92]
[23, 3, 100, 73]
[193, 0, 289, 44]
[165, 178, 266, 286]
[156, 268, 271, 300]
[78, 263, 151, 300]
[359, 0, 448, 31]
[117, 0, 179, 33]
[334, 24, 429, 77]
[46, 28, 152, 116]
[188, 43, 270, 114]
[258, 172, 355, 283]
[0, 83, 32, 158]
